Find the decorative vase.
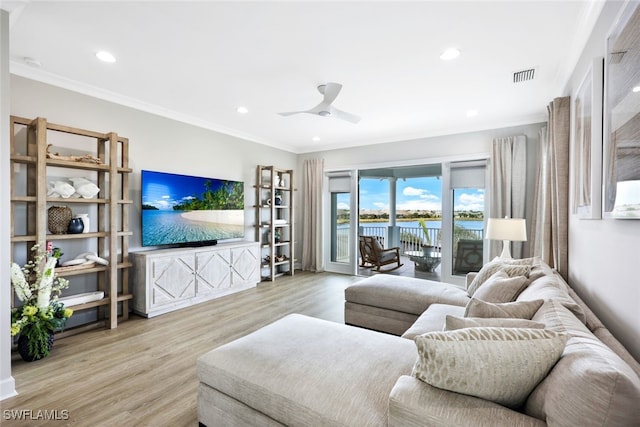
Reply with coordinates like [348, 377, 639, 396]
[75, 213, 90, 233]
[67, 217, 84, 234]
[48, 206, 72, 234]
[422, 245, 435, 257]
[17, 333, 54, 362]
[275, 194, 282, 205]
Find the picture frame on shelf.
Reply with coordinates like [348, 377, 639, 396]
[572, 57, 603, 220]
[603, 1, 640, 219]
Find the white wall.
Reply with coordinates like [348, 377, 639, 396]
[0, 9, 17, 401]
[565, 1, 640, 360]
[298, 123, 541, 169]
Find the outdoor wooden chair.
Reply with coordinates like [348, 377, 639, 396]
[359, 235, 403, 272]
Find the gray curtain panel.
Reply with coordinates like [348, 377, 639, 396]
[531, 97, 570, 279]
[301, 158, 325, 272]
[489, 135, 527, 259]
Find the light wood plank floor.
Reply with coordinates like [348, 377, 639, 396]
[2, 271, 361, 427]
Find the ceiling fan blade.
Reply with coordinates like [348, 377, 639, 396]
[278, 111, 305, 117]
[279, 101, 327, 117]
[279, 83, 359, 122]
[322, 82, 342, 105]
[330, 106, 361, 124]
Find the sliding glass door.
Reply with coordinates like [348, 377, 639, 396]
[323, 160, 487, 281]
[325, 171, 358, 275]
[441, 160, 487, 285]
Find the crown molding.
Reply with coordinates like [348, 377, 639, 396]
[10, 60, 301, 153]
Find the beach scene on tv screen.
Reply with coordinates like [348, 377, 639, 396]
[142, 170, 244, 246]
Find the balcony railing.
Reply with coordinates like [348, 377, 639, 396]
[359, 225, 483, 255]
[336, 224, 484, 265]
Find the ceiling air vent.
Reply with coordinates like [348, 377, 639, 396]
[513, 68, 535, 83]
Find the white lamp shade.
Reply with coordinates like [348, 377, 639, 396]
[485, 218, 527, 242]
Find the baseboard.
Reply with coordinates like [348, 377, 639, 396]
[0, 375, 17, 401]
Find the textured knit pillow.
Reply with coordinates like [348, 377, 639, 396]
[471, 269, 529, 303]
[411, 327, 567, 408]
[467, 261, 532, 297]
[445, 315, 545, 331]
[465, 298, 544, 319]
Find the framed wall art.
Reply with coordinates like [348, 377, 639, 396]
[603, 1, 640, 219]
[572, 57, 603, 219]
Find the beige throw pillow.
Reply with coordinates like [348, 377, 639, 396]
[464, 298, 544, 319]
[471, 269, 528, 303]
[516, 276, 587, 324]
[467, 261, 532, 297]
[445, 315, 545, 331]
[493, 256, 541, 266]
[412, 327, 567, 408]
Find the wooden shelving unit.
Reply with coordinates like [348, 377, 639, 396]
[9, 116, 132, 334]
[254, 165, 295, 281]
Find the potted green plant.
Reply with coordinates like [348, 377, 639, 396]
[10, 244, 73, 361]
[418, 218, 436, 257]
[51, 246, 63, 266]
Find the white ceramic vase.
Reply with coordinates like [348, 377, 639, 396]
[75, 213, 90, 233]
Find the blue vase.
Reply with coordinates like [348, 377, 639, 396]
[67, 217, 84, 234]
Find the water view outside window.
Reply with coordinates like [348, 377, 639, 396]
[358, 177, 484, 241]
[357, 176, 485, 277]
[332, 193, 351, 263]
[451, 187, 485, 275]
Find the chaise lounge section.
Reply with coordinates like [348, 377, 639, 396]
[197, 259, 640, 426]
[198, 314, 416, 426]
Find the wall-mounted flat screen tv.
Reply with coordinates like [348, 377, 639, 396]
[141, 170, 244, 247]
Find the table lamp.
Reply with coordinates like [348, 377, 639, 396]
[485, 217, 527, 259]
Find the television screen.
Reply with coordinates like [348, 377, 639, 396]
[141, 170, 244, 247]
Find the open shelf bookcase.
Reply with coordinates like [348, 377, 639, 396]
[9, 116, 133, 336]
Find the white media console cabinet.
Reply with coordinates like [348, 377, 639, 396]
[132, 241, 260, 317]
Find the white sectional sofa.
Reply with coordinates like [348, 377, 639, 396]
[197, 259, 640, 426]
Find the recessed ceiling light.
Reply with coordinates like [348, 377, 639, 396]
[440, 48, 460, 61]
[312, 136, 320, 142]
[236, 106, 249, 114]
[466, 109, 478, 117]
[633, 86, 640, 93]
[96, 51, 116, 63]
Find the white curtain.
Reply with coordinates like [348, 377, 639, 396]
[530, 126, 550, 262]
[489, 135, 527, 258]
[531, 97, 570, 278]
[301, 158, 324, 272]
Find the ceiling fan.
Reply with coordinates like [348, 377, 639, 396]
[278, 82, 361, 124]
